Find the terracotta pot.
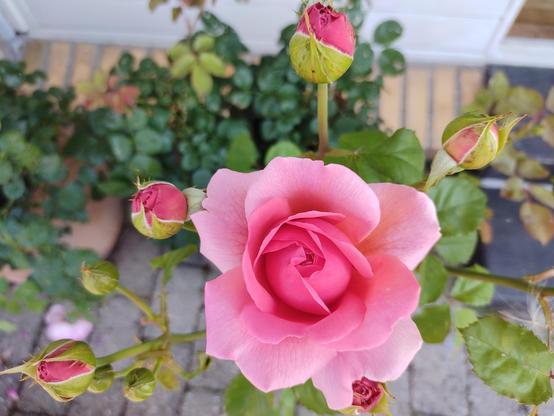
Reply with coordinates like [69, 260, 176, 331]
[58, 197, 124, 259]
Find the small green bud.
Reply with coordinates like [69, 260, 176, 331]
[87, 365, 114, 394]
[193, 34, 215, 52]
[81, 260, 119, 296]
[124, 368, 156, 402]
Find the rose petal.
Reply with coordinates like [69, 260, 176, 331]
[204, 267, 253, 360]
[244, 158, 380, 243]
[359, 183, 441, 270]
[325, 254, 420, 351]
[236, 337, 335, 392]
[192, 169, 260, 272]
[312, 318, 422, 410]
[204, 267, 334, 391]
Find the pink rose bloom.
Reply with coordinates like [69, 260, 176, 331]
[192, 157, 440, 410]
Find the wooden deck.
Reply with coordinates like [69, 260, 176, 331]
[20, 40, 483, 153]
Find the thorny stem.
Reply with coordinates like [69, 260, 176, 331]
[445, 267, 554, 297]
[96, 331, 206, 367]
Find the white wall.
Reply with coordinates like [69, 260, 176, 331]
[2, 0, 553, 67]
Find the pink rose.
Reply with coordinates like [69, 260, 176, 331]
[192, 157, 440, 410]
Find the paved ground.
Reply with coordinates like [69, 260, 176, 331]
[0, 227, 552, 416]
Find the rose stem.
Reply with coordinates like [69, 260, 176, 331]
[446, 267, 554, 297]
[96, 331, 206, 367]
[115, 285, 157, 322]
[317, 83, 330, 159]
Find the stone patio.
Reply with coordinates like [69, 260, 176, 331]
[0, 226, 551, 415]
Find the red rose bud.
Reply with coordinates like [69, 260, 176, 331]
[131, 181, 187, 240]
[289, 2, 355, 84]
[352, 377, 384, 412]
[426, 113, 524, 189]
[0, 339, 96, 402]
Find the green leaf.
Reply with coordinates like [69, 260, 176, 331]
[134, 128, 169, 155]
[108, 134, 133, 161]
[454, 307, 478, 346]
[454, 307, 478, 329]
[37, 154, 66, 182]
[193, 34, 215, 53]
[416, 255, 448, 305]
[451, 269, 495, 307]
[0, 159, 14, 185]
[232, 65, 254, 89]
[497, 86, 544, 115]
[264, 141, 302, 165]
[150, 245, 197, 284]
[168, 42, 191, 60]
[529, 185, 554, 209]
[326, 128, 425, 185]
[462, 316, 554, 405]
[520, 201, 554, 246]
[3, 177, 25, 200]
[378, 48, 406, 76]
[97, 180, 134, 197]
[293, 380, 334, 415]
[349, 43, 374, 77]
[127, 109, 148, 130]
[278, 389, 296, 416]
[488, 71, 510, 101]
[225, 374, 274, 416]
[414, 303, 451, 344]
[191, 65, 213, 98]
[226, 132, 258, 172]
[428, 176, 487, 235]
[148, 0, 168, 11]
[0, 320, 16, 333]
[199, 53, 227, 78]
[171, 54, 196, 79]
[374, 20, 403, 46]
[129, 154, 162, 177]
[434, 231, 478, 266]
[543, 114, 554, 147]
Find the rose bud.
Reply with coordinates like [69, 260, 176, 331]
[426, 113, 524, 189]
[0, 340, 96, 402]
[289, 2, 355, 84]
[87, 365, 114, 394]
[338, 377, 387, 415]
[123, 368, 156, 402]
[81, 260, 119, 296]
[131, 181, 188, 240]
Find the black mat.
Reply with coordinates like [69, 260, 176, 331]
[477, 65, 554, 302]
